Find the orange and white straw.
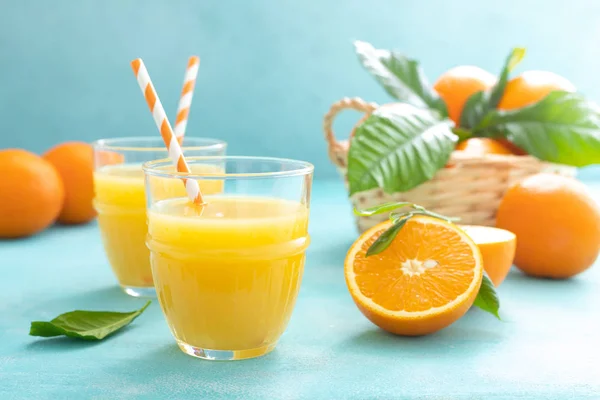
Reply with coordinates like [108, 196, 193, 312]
[130, 58, 204, 204]
[174, 56, 200, 140]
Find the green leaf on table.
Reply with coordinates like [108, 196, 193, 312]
[460, 47, 526, 129]
[29, 301, 151, 341]
[479, 91, 600, 166]
[354, 40, 447, 116]
[473, 275, 500, 319]
[347, 103, 457, 195]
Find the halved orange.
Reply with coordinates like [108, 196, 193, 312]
[461, 225, 516, 287]
[345, 216, 483, 336]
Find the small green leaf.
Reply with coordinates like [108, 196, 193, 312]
[479, 91, 600, 166]
[453, 127, 474, 143]
[347, 103, 457, 195]
[355, 203, 459, 226]
[460, 47, 526, 129]
[488, 47, 526, 109]
[473, 275, 500, 319]
[366, 218, 409, 257]
[365, 206, 459, 256]
[29, 301, 151, 341]
[29, 322, 66, 337]
[354, 202, 414, 217]
[354, 41, 447, 116]
[460, 91, 489, 130]
[394, 207, 460, 223]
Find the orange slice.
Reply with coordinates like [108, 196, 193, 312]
[345, 216, 483, 336]
[461, 225, 516, 287]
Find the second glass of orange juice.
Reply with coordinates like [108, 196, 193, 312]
[144, 156, 313, 360]
[92, 137, 226, 297]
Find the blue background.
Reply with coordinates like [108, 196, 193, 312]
[1, 0, 600, 179]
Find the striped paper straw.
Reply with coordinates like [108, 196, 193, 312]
[174, 56, 200, 140]
[130, 58, 204, 205]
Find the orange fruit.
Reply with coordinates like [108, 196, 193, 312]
[345, 216, 483, 336]
[498, 70, 575, 110]
[461, 226, 516, 286]
[496, 173, 600, 279]
[95, 150, 124, 166]
[43, 142, 96, 225]
[455, 138, 514, 156]
[434, 66, 496, 125]
[497, 139, 528, 156]
[0, 149, 64, 238]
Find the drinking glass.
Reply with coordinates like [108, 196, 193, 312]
[143, 156, 313, 360]
[92, 137, 226, 297]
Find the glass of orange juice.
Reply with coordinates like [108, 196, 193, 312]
[143, 156, 313, 360]
[92, 137, 226, 297]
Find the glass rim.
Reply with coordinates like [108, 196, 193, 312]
[91, 136, 227, 152]
[142, 156, 314, 180]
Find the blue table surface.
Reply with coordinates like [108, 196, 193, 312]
[2, 179, 600, 400]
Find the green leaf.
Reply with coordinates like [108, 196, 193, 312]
[473, 274, 500, 319]
[366, 217, 409, 257]
[29, 301, 151, 341]
[479, 91, 600, 166]
[354, 40, 447, 116]
[460, 47, 526, 129]
[392, 208, 460, 223]
[347, 103, 457, 195]
[359, 202, 460, 256]
[488, 47, 526, 109]
[452, 127, 474, 142]
[460, 91, 489, 130]
[354, 202, 414, 217]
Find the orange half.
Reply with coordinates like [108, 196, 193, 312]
[461, 225, 516, 287]
[345, 216, 483, 336]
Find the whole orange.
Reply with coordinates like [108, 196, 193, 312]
[43, 142, 96, 224]
[497, 139, 528, 156]
[0, 149, 64, 238]
[455, 138, 513, 156]
[498, 70, 575, 110]
[433, 65, 496, 125]
[496, 173, 600, 278]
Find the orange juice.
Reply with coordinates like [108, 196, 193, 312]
[93, 164, 223, 292]
[146, 196, 310, 358]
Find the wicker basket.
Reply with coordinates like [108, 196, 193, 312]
[323, 97, 577, 233]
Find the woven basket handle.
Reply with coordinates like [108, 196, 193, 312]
[323, 97, 378, 167]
